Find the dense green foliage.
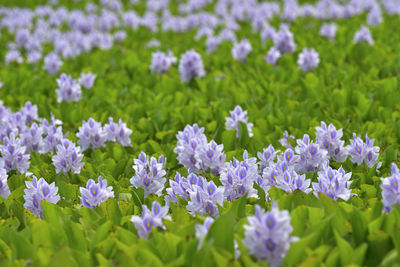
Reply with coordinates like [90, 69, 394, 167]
[0, 0, 400, 266]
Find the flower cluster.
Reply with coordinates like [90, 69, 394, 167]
[178, 50, 205, 82]
[232, 39, 252, 63]
[103, 117, 132, 147]
[319, 23, 338, 41]
[23, 176, 60, 218]
[346, 133, 380, 167]
[225, 106, 254, 139]
[130, 152, 167, 197]
[79, 72, 97, 89]
[52, 138, 84, 175]
[195, 140, 226, 174]
[257, 145, 279, 173]
[77, 118, 107, 151]
[315, 122, 347, 162]
[150, 51, 177, 74]
[353, 25, 374, 45]
[80, 176, 114, 209]
[380, 163, 400, 213]
[243, 203, 298, 266]
[297, 48, 320, 72]
[44, 53, 63, 75]
[186, 178, 224, 217]
[55, 73, 82, 103]
[0, 134, 30, 173]
[220, 150, 258, 201]
[131, 201, 171, 239]
[174, 124, 225, 174]
[273, 24, 296, 54]
[165, 172, 192, 203]
[265, 47, 281, 65]
[313, 165, 354, 201]
[294, 134, 328, 173]
[77, 117, 132, 151]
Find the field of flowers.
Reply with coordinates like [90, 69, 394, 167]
[0, 0, 400, 266]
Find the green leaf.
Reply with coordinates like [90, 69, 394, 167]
[238, 122, 250, 148]
[351, 210, 368, 246]
[206, 210, 235, 254]
[221, 130, 236, 151]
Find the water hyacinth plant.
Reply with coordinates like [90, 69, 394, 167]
[0, 0, 399, 265]
[80, 176, 114, 209]
[130, 152, 167, 197]
[243, 203, 298, 266]
[23, 176, 60, 218]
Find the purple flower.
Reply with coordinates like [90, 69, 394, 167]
[381, 163, 400, 213]
[260, 25, 276, 45]
[354, 25, 374, 45]
[15, 28, 30, 47]
[20, 101, 38, 125]
[276, 170, 312, 194]
[218, 28, 237, 42]
[186, 179, 224, 217]
[232, 39, 252, 63]
[273, 24, 296, 54]
[114, 30, 127, 44]
[367, 7, 383, 26]
[43, 53, 63, 75]
[5, 49, 23, 65]
[55, 73, 82, 103]
[319, 23, 338, 41]
[21, 123, 44, 153]
[313, 165, 354, 201]
[80, 176, 114, 209]
[220, 150, 258, 201]
[294, 134, 328, 173]
[52, 138, 84, 175]
[346, 133, 380, 167]
[165, 172, 192, 203]
[225, 105, 254, 138]
[195, 27, 214, 41]
[206, 36, 221, 53]
[150, 51, 177, 74]
[279, 131, 295, 150]
[178, 49, 205, 82]
[131, 201, 171, 239]
[79, 72, 97, 89]
[130, 152, 167, 197]
[103, 117, 132, 146]
[41, 115, 63, 154]
[258, 145, 279, 173]
[297, 48, 320, 72]
[115, 118, 132, 147]
[243, 203, 298, 266]
[0, 134, 30, 174]
[27, 50, 42, 64]
[145, 38, 160, 48]
[0, 169, 10, 199]
[174, 124, 207, 173]
[76, 118, 107, 151]
[264, 47, 281, 65]
[315, 121, 347, 162]
[23, 176, 60, 218]
[195, 139, 226, 173]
